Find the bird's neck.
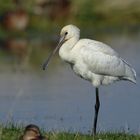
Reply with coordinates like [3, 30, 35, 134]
[59, 36, 79, 63]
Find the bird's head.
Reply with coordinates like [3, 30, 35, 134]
[20, 124, 42, 140]
[60, 25, 80, 42]
[42, 24, 80, 70]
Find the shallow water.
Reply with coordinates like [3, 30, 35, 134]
[0, 34, 140, 133]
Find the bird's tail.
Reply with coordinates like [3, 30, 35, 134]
[123, 62, 136, 84]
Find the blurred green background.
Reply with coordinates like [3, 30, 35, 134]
[0, 0, 139, 71]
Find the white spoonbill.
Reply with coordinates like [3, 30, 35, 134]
[42, 25, 136, 135]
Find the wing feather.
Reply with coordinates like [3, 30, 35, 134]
[79, 39, 126, 77]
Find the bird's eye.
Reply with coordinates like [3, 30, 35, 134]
[65, 32, 68, 35]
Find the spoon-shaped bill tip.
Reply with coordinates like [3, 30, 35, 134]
[42, 53, 53, 70]
[42, 63, 47, 70]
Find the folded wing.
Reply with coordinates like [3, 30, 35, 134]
[79, 39, 136, 83]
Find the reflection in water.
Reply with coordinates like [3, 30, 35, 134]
[0, 35, 139, 133]
[5, 38, 31, 70]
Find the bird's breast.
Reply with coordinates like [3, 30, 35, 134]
[59, 46, 75, 64]
[72, 62, 92, 81]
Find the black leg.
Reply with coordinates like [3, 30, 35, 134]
[92, 87, 100, 135]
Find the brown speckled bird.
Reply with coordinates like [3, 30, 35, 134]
[19, 124, 48, 140]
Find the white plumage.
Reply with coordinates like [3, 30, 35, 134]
[43, 24, 136, 135]
[59, 25, 136, 87]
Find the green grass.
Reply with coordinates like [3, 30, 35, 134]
[0, 124, 140, 140]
